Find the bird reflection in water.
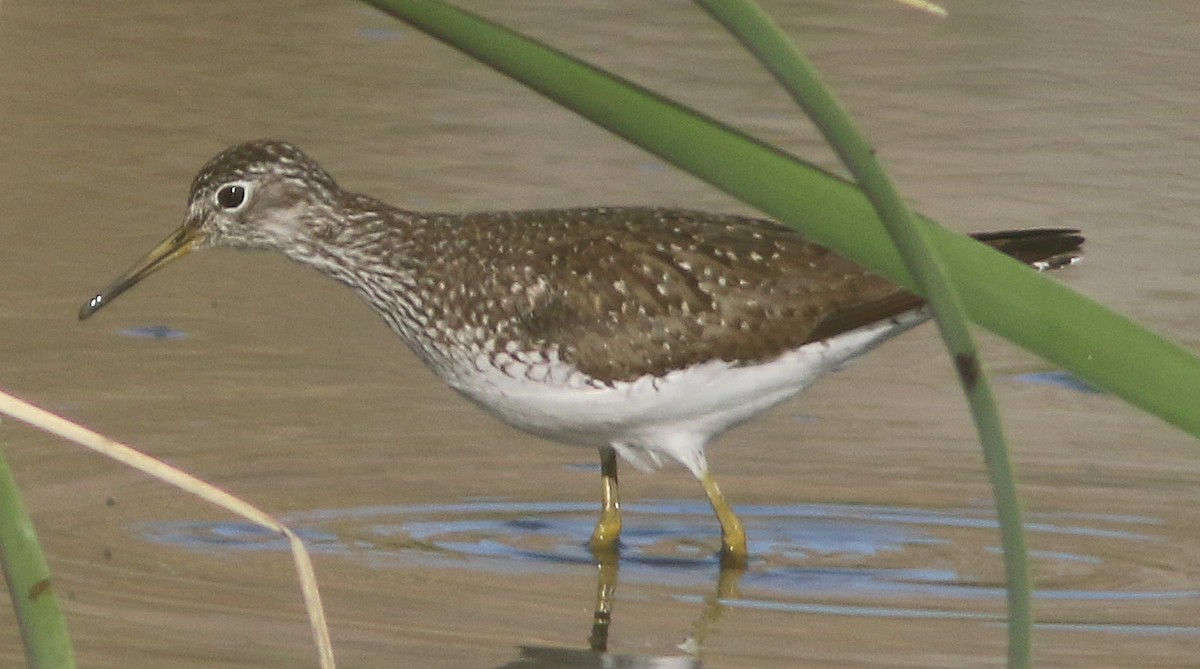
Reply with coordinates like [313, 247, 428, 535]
[494, 558, 743, 669]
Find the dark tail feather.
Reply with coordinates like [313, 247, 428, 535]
[801, 228, 1084, 344]
[970, 228, 1085, 271]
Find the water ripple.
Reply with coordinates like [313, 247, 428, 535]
[135, 499, 1198, 608]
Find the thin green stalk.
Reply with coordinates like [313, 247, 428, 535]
[0, 442, 75, 669]
[360, 0, 1200, 443]
[694, 2, 1030, 665]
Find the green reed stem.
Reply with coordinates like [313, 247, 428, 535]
[0, 441, 76, 669]
[692, 2, 1030, 664]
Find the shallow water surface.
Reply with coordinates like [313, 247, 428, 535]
[141, 498, 1199, 607]
[1, 0, 1199, 667]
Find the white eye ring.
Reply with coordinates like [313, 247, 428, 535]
[214, 181, 253, 211]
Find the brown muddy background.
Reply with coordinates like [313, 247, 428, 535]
[1, 1, 1199, 667]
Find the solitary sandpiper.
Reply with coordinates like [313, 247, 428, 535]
[80, 140, 1083, 568]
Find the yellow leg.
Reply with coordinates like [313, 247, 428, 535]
[589, 446, 622, 559]
[700, 472, 748, 569]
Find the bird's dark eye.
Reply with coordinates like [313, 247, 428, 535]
[216, 183, 247, 210]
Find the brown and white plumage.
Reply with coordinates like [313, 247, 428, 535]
[80, 139, 1084, 567]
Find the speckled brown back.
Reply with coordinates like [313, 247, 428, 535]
[183, 140, 1083, 386]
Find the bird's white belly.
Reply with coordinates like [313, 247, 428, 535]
[444, 308, 930, 475]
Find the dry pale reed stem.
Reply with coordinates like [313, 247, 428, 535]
[893, 0, 947, 17]
[0, 389, 336, 669]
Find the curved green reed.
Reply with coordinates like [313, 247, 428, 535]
[693, 2, 1029, 664]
